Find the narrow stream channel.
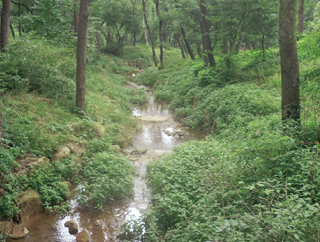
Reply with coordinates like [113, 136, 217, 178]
[12, 78, 202, 242]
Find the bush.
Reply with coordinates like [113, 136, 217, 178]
[134, 68, 160, 86]
[101, 41, 124, 56]
[78, 152, 134, 210]
[145, 116, 320, 241]
[0, 37, 76, 100]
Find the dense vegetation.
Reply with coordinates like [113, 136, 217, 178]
[136, 29, 320, 242]
[1, 0, 320, 241]
[0, 37, 151, 223]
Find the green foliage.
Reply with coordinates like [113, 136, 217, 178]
[297, 31, 320, 61]
[0, 36, 76, 101]
[101, 41, 124, 56]
[39, 183, 69, 210]
[0, 158, 78, 219]
[0, 192, 19, 220]
[120, 46, 154, 68]
[146, 116, 320, 241]
[78, 152, 134, 210]
[134, 68, 159, 86]
[130, 88, 149, 104]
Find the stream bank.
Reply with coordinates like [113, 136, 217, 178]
[9, 78, 202, 242]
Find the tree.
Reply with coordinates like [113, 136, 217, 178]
[1, 0, 12, 52]
[298, 0, 304, 33]
[76, 0, 90, 113]
[74, 0, 80, 33]
[142, 0, 158, 66]
[174, 33, 186, 58]
[279, 0, 300, 123]
[181, 27, 195, 60]
[199, 0, 214, 66]
[0, 108, 3, 144]
[156, 0, 164, 68]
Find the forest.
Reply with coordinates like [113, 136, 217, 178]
[1, 0, 320, 241]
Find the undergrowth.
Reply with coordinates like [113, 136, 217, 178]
[0, 37, 149, 222]
[142, 31, 320, 241]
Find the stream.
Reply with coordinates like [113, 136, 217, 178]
[12, 79, 203, 242]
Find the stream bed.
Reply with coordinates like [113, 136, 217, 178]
[12, 80, 202, 242]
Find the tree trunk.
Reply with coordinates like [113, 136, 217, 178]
[279, 0, 300, 123]
[298, 0, 304, 33]
[126, 33, 128, 46]
[133, 32, 136, 46]
[142, 31, 146, 44]
[1, 0, 11, 52]
[74, 0, 80, 33]
[223, 38, 228, 54]
[130, 34, 133, 46]
[181, 28, 195, 60]
[174, 33, 185, 59]
[197, 45, 203, 58]
[107, 30, 111, 43]
[97, 24, 101, 57]
[18, 1, 22, 37]
[10, 23, 15, 38]
[156, 0, 164, 69]
[262, 33, 265, 59]
[76, 0, 89, 113]
[0, 108, 3, 144]
[199, 0, 215, 66]
[142, 0, 157, 67]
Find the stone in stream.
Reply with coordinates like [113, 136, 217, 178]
[138, 115, 169, 122]
[64, 220, 78, 234]
[76, 229, 91, 242]
[17, 189, 44, 223]
[11, 226, 29, 239]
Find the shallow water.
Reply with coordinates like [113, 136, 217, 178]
[12, 78, 202, 242]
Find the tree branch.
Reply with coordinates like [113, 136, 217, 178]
[11, 1, 34, 15]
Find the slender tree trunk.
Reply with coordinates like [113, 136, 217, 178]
[126, 32, 128, 46]
[74, 0, 80, 33]
[10, 23, 15, 38]
[97, 23, 101, 57]
[223, 38, 228, 54]
[1, 0, 12, 52]
[262, 33, 265, 59]
[174, 33, 185, 59]
[199, 0, 215, 66]
[181, 28, 195, 60]
[298, 0, 304, 33]
[142, 31, 146, 44]
[180, 35, 187, 54]
[279, 0, 300, 123]
[18, 1, 22, 37]
[133, 32, 136, 46]
[102, 31, 108, 44]
[156, 0, 164, 69]
[76, 0, 89, 113]
[142, 0, 157, 67]
[107, 30, 111, 43]
[197, 45, 203, 58]
[0, 108, 3, 144]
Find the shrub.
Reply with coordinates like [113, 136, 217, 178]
[145, 116, 320, 241]
[0, 37, 76, 100]
[78, 152, 134, 210]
